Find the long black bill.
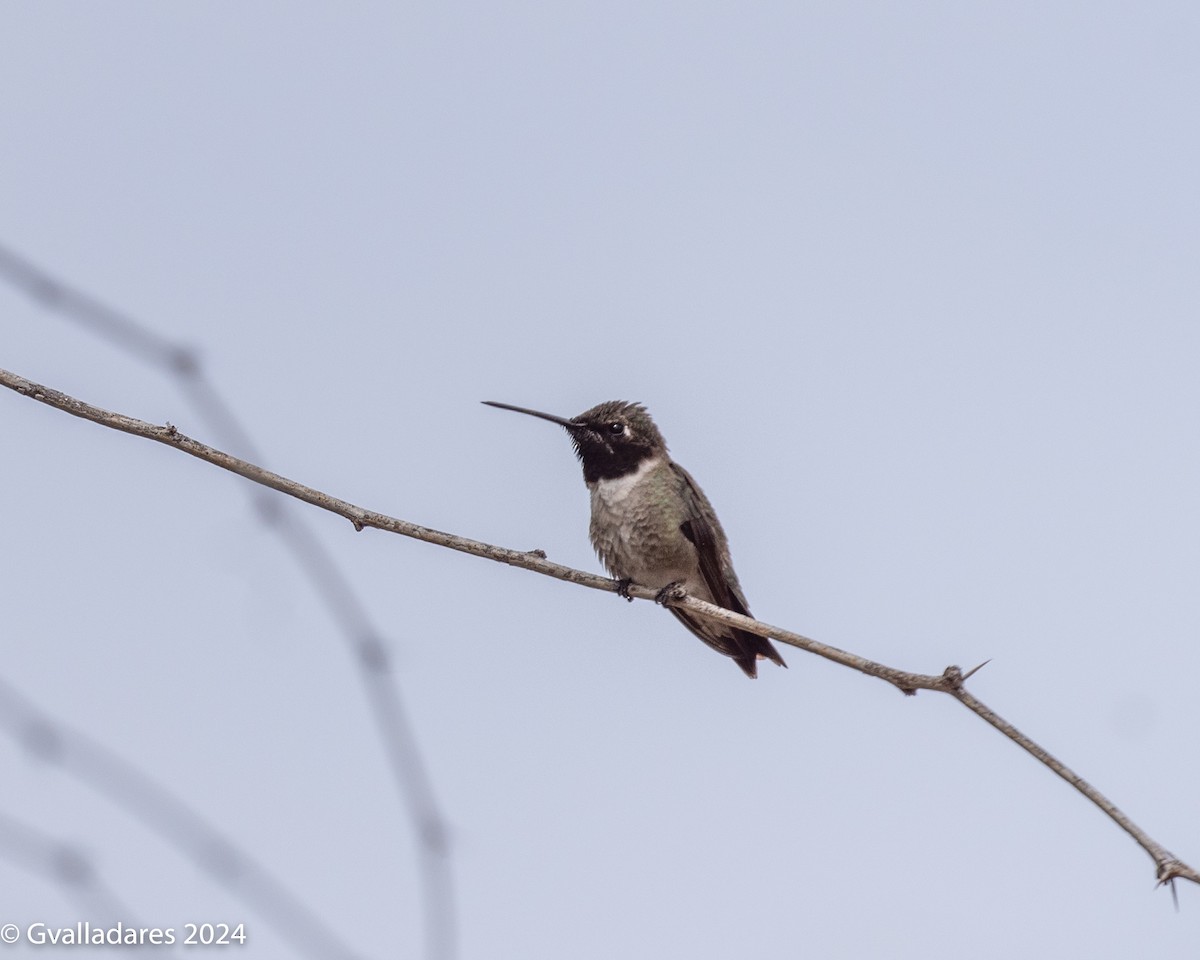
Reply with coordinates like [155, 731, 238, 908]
[482, 401, 577, 429]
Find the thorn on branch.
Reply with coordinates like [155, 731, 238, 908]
[350, 517, 364, 532]
[961, 659, 992, 682]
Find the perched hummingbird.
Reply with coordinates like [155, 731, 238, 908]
[483, 399, 787, 678]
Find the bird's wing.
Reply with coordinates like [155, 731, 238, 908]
[670, 462, 787, 675]
[669, 462, 752, 615]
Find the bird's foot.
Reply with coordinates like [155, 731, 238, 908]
[615, 578, 634, 602]
[654, 581, 687, 606]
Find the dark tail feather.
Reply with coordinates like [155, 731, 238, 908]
[755, 634, 788, 669]
[669, 609, 786, 678]
[733, 630, 786, 679]
[733, 652, 759, 679]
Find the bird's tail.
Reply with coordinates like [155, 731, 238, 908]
[732, 632, 787, 679]
[671, 609, 787, 679]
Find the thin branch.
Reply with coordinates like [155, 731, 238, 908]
[2, 365, 1196, 892]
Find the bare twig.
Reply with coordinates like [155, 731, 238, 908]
[1, 365, 1196, 891]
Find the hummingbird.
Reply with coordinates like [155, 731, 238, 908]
[483, 399, 787, 678]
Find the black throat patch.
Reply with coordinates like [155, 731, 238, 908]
[573, 437, 655, 484]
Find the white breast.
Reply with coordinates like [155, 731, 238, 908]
[591, 456, 661, 511]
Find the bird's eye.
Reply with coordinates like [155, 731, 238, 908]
[607, 422, 625, 435]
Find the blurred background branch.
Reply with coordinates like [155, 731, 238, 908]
[0, 810, 140, 930]
[0, 677, 360, 959]
[0, 245, 454, 960]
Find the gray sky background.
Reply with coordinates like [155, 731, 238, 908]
[2, 3, 1198, 957]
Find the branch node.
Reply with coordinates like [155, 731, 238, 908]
[357, 635, 390, 672]
[169, 347, 200, 377]
[52, 846, 93, 886]
[350, 517, 365, 532]
[942, 664, 965, 690]
[525, 548, 547, 559]
[1156, 857, 1187, 886]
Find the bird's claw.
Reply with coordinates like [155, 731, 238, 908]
[654, 581, 686, 605]
[615, 578, 634, 602]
